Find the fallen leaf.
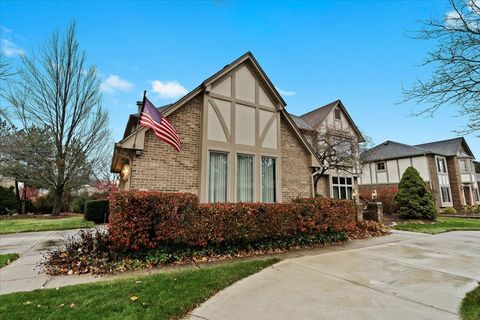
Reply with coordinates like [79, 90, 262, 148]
[23, 301, 32, 305]
[130, 296, 139, 302]
[37, 305, 42, 308]
[59, 303, 65, 307]
[135, 281, 142, 284]
[69, 303, 76, 308]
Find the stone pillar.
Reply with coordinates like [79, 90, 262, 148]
[364, 202, 383, 223]
[355, 203, 364, 222]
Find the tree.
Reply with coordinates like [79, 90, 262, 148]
[4, 23, 109, 215]
[0, 53, 13, 122]
[403, 0, 480, 134]
[311, 125, 361, 195]
[395, 167, 437, 220]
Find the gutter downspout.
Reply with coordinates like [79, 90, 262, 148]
[311, 168, 323, 197]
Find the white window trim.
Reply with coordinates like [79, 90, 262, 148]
[330, 175, 354, 200]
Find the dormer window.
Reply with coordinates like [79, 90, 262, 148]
[334, 109, 341, 121]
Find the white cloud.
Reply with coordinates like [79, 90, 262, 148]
[151, 80, 188, 99]
[1, 39, 24, 57]
[100, 75, 133, 94]
[276, 87, 296, 96]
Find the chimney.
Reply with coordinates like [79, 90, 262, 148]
[136, 101, 143, 114]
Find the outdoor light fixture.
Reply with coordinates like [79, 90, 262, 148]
[121, 164, 130, 182]
[371, 190, 377, 202]
[352, 189, 357, 201]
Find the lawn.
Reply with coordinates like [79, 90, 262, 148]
[393, 217, 480, 234]
[0, 258, 278, 320]
[460, 285, 480, 320]
[0, 216, 94, 234]
[0, 253, 19, 268]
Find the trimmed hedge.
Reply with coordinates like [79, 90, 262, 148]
[84, 199, 109, 223]
[108, 192, 356, 251]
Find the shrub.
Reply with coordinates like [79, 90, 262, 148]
[359, 185, 399, 214]
[84, 199, 109, 223]
[395, 167, 437, 220]
[70, 192, 91, 213]
[0, 186, 18, 215]
[443, 207, 457, 215]
[109, 191, 356, 251]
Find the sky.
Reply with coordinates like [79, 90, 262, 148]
[1, 0, 478, 156]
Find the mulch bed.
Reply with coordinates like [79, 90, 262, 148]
[0, 213, 82, 220]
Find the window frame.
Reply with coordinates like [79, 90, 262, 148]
[208, 150, 229, 203]
[236, 153, 255, 203]
[436, 157, 447, 173]
[334, 108, 341, 121]
[331, 175, 354, 200]
[460, 159, 469, 173]
[261, 156, 277, 203]
[376, 162, 386, 172]
[440, 186, 452, 205]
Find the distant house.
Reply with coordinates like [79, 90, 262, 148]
[359, 137, 479, 209]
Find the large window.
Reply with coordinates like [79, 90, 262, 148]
[437, 157, 447, 173]
[237, 154, 254, 202]
[209, 152, 228, 202]
[262, 157, 276, 202]
[441, 186, 451, 204]
[460, 159, 469, 173]
[332, 176, 353, 200]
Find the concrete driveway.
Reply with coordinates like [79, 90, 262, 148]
[188, 231, 480, 320]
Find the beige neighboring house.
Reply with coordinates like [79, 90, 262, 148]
[112, 52, 324, 203]
[290, 100, 364, 200]
[359, 137, 479, 209]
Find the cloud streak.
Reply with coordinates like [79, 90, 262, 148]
[1, 39, 24, 57]
[276, 87, 296, 96]
[100, 75, 133, 94]
[151, 80, 188, 99]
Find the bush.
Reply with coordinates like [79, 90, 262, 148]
[359, 185, 399, 214]
[395, 167, 437, 220]
[0, 186, 18, 215]
[443, 207, 457, 215]
[109, 191, 356, 251]
[70, 192, 91, 213]
[84, 199, 109, 223]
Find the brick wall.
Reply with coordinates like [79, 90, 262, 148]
[446, 157, 465, 209]
[280, 118, 312, 201]
[129, 95, 202, 195]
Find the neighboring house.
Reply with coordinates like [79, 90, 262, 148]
[290, 100, 364, 200]
[359, 137, 479, 209]
[111, 52, 323, 203]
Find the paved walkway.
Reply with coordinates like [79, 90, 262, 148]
[188, 231, 480, 320]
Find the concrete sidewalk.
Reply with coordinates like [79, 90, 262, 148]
[187, 231, 480, 320]
[0, 228, 425, 295]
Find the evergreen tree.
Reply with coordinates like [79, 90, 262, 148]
[395, 167, 437, 220]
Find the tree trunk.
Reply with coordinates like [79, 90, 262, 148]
[52, 188, 63, 216]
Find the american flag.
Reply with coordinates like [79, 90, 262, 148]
[139, 96, 181, 152]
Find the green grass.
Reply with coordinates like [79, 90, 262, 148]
[393, 217, 480, 234]
[0, 216, 95, 234]
[0, 258, 278, 320]
[460, 285, 480, 320]
[0, 253, 19, 268]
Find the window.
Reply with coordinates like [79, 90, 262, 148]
[334, 109, 341, 120]
[237, 154, 254, 202]
[437, 157, 447, 173]
[376, 162, 386, 171]
[441, 186, 451, 203]
[262, 157, 276, 202]
[460, 159, 469, 173]
[475, 188, 480, 202]
[208, 152, 228, 202]
[332, 176, 353, 200]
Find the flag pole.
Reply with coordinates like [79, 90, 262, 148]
[133, 90, 147, 151]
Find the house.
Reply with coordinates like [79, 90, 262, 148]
[359, 137, 479, 209]
[290, 100, 364, 199]
[111, 52, 325, 203]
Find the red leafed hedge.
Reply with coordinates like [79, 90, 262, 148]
[108, 192, 356, 251]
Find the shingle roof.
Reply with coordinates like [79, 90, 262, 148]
[290, 114, 314, 131]
[299, 100, 339, 129]
[415, 137, 471, 157]
[361, 140, 430, 162]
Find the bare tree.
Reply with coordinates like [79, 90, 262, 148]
[402, 0, 480, 134]
[310, 125, 361, 195]
[0, 53, 13, 121]
[5, 23, 109, 215]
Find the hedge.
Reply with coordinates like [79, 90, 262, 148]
[108, 191, 356, 251]
[84, 199, 109, 224]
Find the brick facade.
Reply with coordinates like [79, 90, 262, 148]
[446, 157, 465, 209]
[129, 95, 202, 195]
[280, 117, 312, 201]
[426, 155, 442, 207]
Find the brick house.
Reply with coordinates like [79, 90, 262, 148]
[359, 138, 479, 209]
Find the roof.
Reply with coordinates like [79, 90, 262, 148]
[361, 137, 475, 162]
[361, 140, 431, 162]
[122, 103, 173, 139]
[290, 114, 314, 131]
[299, 100, 339, 129]
[415, 137, 474, 158]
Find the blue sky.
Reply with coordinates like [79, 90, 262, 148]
[1, 0, 478, 156]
